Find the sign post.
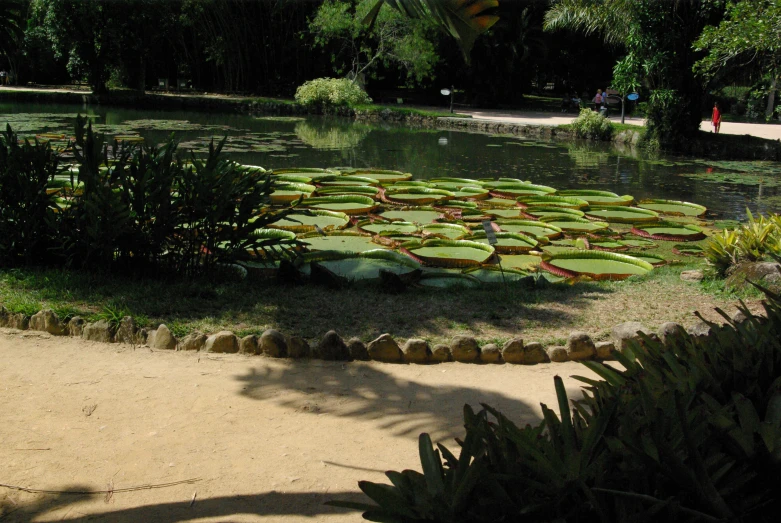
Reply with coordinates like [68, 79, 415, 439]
[441, 86, 455, 113]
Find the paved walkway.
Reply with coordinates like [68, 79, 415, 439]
[459, 108, 781, 141]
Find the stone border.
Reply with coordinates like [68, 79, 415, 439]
[0, 305, 749, 365]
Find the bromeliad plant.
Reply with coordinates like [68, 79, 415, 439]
[333, 287, 781, 522]
[704, 210, 781, 276]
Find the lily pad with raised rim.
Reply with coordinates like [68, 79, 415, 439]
[421, 223, 472, 239]
[301, 195, 376, 214]
[268, 210, 349, 233]
[384, 187, 454, 205]
[471, 231, 538, 253]
[558, 190, 634, 206]
[585, 206, 659, 223]
[301, 250, 420, 281]
[637, 199, 707, 217]
[630, 222, 706, 242]
[497, 220, 563, 240]
[403, 239, 495, 268]
[522, 206, 585, 220]
[381, 208, 444, 224]
[357, 220, 419, 235]
[300, 232, 388, 253]
[540, 216, 610, 232]
[541, 251, 653, 280]
[518, 195, 590, 209]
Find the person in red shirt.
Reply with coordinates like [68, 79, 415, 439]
[711, 102, 722, 133]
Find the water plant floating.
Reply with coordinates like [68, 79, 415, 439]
[636, 199, 707, 217]
[540, 251, 654, 280]
[630, 222, 707, 241]
[584, 206, 660, 223]
[558, 190, 634, 206]
[402, 239, 495, 268]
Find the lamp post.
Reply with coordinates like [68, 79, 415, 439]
[441, 85, 454, 113]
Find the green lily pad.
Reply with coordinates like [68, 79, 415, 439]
[518, 195, 590, 209]
[585, 207, 659, 223]
[558, 190, 634, 206]
[302, 250, 420, 280]
[498, 254, 542, 270]
[484, 208, 523, 219]
[302, 195, 376, 214]
[541, 216, 610, 232]
[300, 233, 388, 253]
[497, 220, 563, 239]
[541, 251, 653, 280]
[464, 267, 530, 283]
[268, 210, 349, 233]
[404, 239, 495, 267]
[631, 222, 706, 241]
[618, 238, 656, 249]
[472, 231, 538, 253]
[421, 223, 472, 239]
[358, 220, 419, 235]
[637, 199, 707, 217]
[381, 208, 443, 224]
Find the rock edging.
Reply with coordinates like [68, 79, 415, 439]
[0, 305, 751, 366]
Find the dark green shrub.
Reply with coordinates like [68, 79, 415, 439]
[0, 125, 64, 266]
[337, 288, 781, 522]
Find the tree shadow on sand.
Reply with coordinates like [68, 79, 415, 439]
[0, 488, 366, 522]
[234, 359, 579, 442]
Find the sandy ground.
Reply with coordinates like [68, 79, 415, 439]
[0, 329, 600, 522]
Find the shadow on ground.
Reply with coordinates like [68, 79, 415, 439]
[235, 359, 566, 441]
[0, 488, 364, 522]
[0, 268, 611, 342]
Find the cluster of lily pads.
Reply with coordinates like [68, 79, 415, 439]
[244, 166, 709, 287]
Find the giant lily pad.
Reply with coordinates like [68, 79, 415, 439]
[381, 208, 443, 224]
[558, 190, 634, 206]
[430, 177, 484, 189]
[498, 254, 541, 270]
[637, 199, 707, 217]
[358, 220, 419, 235]
[270, 182, 316, 204]
[522, 206, 585, 220]
[269, 210, 349, 233]
[585, 206, 659, 223]
[471, 231, 538, 253]
[452, 186, 490, 200]
[631, 222, 706, 241]
[540, 216, 609, 233]
[484, 207, 523, 219]
[518, 195, 590, 209]
[497, 220, 563, 240]
[421, 223, 471, 239]
[301, 195, 376, 214]
[418, 271, 481, 288]
[489, 183, 557, 198]
[403, 239, 495, 268]
[384, 187, 454, 205]
[317, 175, 380, 186]
[302, 250, 420, 281]
[351, 169, 412, 182]
[316, 185, 379, 197]
[464, 267, 531, 283]
[541, 251, 653, 280]
[300, 232, 387, 253]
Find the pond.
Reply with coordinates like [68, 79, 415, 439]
[1, 101, 780, 221]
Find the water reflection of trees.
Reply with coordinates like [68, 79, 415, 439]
[294, 120, 371, 150]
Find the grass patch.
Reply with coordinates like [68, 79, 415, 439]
[352, 104, 470, 119]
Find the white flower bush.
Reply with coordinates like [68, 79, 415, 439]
[295, 78, 372, 107]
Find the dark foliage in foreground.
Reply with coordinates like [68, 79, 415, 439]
[335, 287, 781, 522]
[0, 117, 298, 277]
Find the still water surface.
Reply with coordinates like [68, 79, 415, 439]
[2, 102, 780, 221]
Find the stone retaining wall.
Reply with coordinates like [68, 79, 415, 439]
[0, 304, 749, 365]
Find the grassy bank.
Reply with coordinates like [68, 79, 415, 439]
[0, 256, 760, 348]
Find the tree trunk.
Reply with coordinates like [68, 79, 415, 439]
[765, 73, 777, 120]
[137, 54, 146, 93]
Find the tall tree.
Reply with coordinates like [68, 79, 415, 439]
[0, 0, 27, 80]
[694, 0, 781, 119]
[310, 0, 441, 85]
[545, 0, 725, 147]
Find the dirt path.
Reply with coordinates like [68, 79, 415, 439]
[0, 329, 599, 522]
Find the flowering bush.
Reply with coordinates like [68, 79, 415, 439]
[294, 78, 372, 107]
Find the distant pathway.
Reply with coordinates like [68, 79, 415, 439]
[2, 85, 780, 142]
